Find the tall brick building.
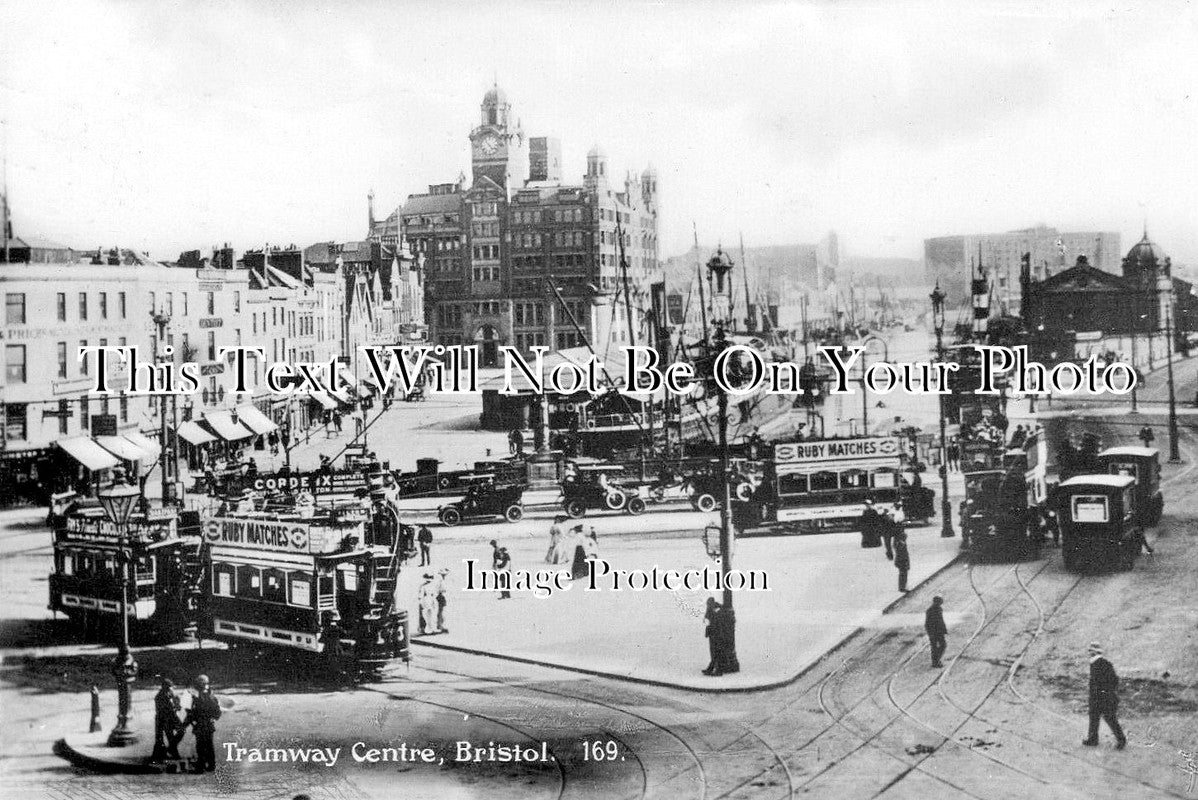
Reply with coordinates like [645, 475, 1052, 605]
[382, 85, 659, 365]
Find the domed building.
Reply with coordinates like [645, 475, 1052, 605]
[1021, 232, 1197, 363]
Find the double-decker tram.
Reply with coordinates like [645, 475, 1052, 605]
[959, 419, 1049, 560]
[735, 436, 929, 533]
[198, 494, 409, 678]
[49, 506, 203, 641]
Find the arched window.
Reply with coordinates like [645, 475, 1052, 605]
[262, 568, 287, 604]
[841, 469, 868, 490]
[289, 572, 312, 608]
[212, 563, 236, 597]
[235, 564, 261, 598]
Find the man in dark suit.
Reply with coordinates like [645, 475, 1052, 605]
[417, 525, 433, 566]
[1083, 642, 1126, 749]
[925, 596, 948, 668]
[185, 674, 222, 772]
[893, 530, 910, 592]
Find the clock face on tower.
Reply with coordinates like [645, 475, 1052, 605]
[479, 134, 500, 155]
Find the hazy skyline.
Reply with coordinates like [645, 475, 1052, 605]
[2, 1, 1196, 266]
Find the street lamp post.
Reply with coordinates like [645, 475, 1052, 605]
[96, 473, 143, 747]
[1165, 290, 1181, 463]
[706, 248, 740, 674]
[930, 284, 955, 539]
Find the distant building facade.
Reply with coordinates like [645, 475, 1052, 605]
[925, 226, 1121, 306]
[375, 86, 659, 365]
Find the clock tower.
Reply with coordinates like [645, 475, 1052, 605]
[470, 84, 526, 192]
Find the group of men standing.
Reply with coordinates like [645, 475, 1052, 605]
[151, 674, 222, 772]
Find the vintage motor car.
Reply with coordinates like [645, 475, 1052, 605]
[437, 483, 525, 526]
[561, 464, 646, 518]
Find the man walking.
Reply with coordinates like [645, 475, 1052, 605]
[417, 525, 433, 566]
[925, 596, 948, 668]
[1083, 642, 1127, 749]
[894, 530, 910, 592]
[494, 545, 512, 600]
[185, 675, 221, 773]
[150, 676, 183, 762]
[435, 568, 450, 633]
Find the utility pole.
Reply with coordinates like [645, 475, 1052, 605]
[1166, 295, 1181, 463]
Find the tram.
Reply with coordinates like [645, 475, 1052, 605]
[959, 425, 1049, 560]
[1055, 475, 1144, 572]
[734, 436, 931, 533]
[1095, 446, 1164, 526]
[197, 494, 410, 677]
[49, 506, 203, 641]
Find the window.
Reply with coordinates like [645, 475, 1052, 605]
[119, 292, 127, 319]
[99, 292, 108, 319]
[181, 292, 188, 316]
[234, 291, 241, 313]
[5, 403, 27, 441]
[119, 395, 128, 422]
[289, 574, 311, 607]
[1071, 494, 1109, 523]
[472, 264, 498, 281]
[78, 293, 88, 320]
[514, 331, 546, 352]
[206, 291, 215, 315]
[262, 568, 287, 603]
[79, 340, 88, 376]
[149, 291, 155, 313]
[809, 470, 839, 492]
[181, 333, 189, 360]
[5, 345, 26, 383]
[841, 469, 869, 490]
[213, 564, 235, 596]
[514, 302, 543, 326]
[56, 293, 67, 321]
[235, 565, 261, 598]
[775, 471, 806, 496]
[80, 396, 89, 430]
[58, 399, 70, 435]
[5, 293, 25, 324]
[207, 332, 216, 361]
[338, 564, 359, 592]
[57, 342, 68, 378]
[165, 292, 173, 316]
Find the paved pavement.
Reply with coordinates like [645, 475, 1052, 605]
[400, 524, 963, 691]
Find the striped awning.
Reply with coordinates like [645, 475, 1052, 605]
[233, 405, 278, 436]
[55, 437, 120, 472]
[96, 435, 151, 463]
[308, 392, 338, 411]
[123, 431, 161, 459]
[203, 410, 254, 442]
[177, 421, 217, 445]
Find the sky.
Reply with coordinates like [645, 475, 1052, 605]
[1, 1, 1196, 265]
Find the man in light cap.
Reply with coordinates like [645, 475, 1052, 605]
[1083, 642, 1126, 749]
[185, 674, 221, 772]
[925, 596, 948, 668]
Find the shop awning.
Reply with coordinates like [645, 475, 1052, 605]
[234, 405, 278, 435]
[96, 435, 151, 463]
[177, 421, 217, 445]
[308, 392, 338, 411]
[203, 410, 254, 442]
[55, 436, 120, 472]
[122, 431, 161, 459]
[327, 386, 352, 405]
[337, 367, 359, 387]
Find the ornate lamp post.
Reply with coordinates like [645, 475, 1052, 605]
[705, 248, 740, 674]
[96, 472, 142, 746]
[930, 284, 955, 539]
[1161, 272, 1182, 463]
